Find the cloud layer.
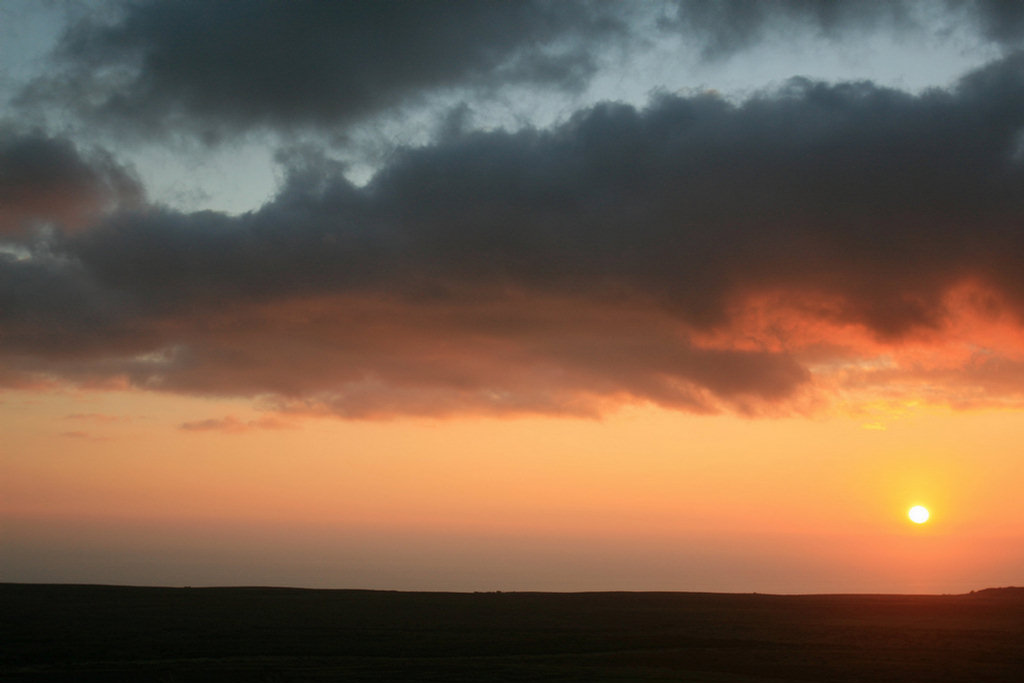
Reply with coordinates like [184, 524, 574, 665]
[24, 0, 620, 139]
[4, 2, 1024, 418]
[24, 0, 1024, 140]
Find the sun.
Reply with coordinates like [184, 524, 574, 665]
[908, 505, 930, 524]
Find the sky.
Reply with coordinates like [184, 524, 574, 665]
[2, 0, 1024, 593]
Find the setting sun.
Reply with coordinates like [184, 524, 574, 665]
[909, 505, 930, 524]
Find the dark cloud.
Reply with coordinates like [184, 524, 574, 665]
[4, 53, 1024, 416]
[667, 0, 914, 59]
[668, 0, 1024, 59]
[962, 0, 1024, 46]
[23, 0, 621, 139]
[0, 128, 142, 234]
[26, 0, 1022, 142]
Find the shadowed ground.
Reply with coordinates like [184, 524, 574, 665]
[3, 584, 1023, 681]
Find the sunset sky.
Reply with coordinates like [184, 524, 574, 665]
[3, 0, 1024, 593]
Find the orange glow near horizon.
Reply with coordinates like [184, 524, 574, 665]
[3, 385, 1023, 593]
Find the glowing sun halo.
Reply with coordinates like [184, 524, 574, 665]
[908, 505, 930, 524]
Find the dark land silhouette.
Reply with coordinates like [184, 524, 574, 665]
[3, 583, 1023, 681]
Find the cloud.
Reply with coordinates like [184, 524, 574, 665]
[4, 53, 1024, 417]
[64, 412, 128, 423]
[58, 430, 110, 441]
[666, 0, 914, 59]
[23, 0, 622, 139]
[20, 0, 1024, 145]
[666, 0, 1024, 59]
[0, 128, 142, 235]
[963, 0, 1024, 46]
[179, 414, 295, 434]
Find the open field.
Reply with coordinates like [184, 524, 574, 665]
[3, 583, 1023, 681]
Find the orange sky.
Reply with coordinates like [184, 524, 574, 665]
[3, 387, 1021, 592]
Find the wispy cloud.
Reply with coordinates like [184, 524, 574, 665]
[58, 430, 110, 441]
[63, 412, 129, 423]
[179, 415, 296, 434]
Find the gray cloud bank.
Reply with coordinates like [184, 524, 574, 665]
[4, 46, 1024, 416]
[19, 0, 1024, 141]
[21, 0, 621, 139]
